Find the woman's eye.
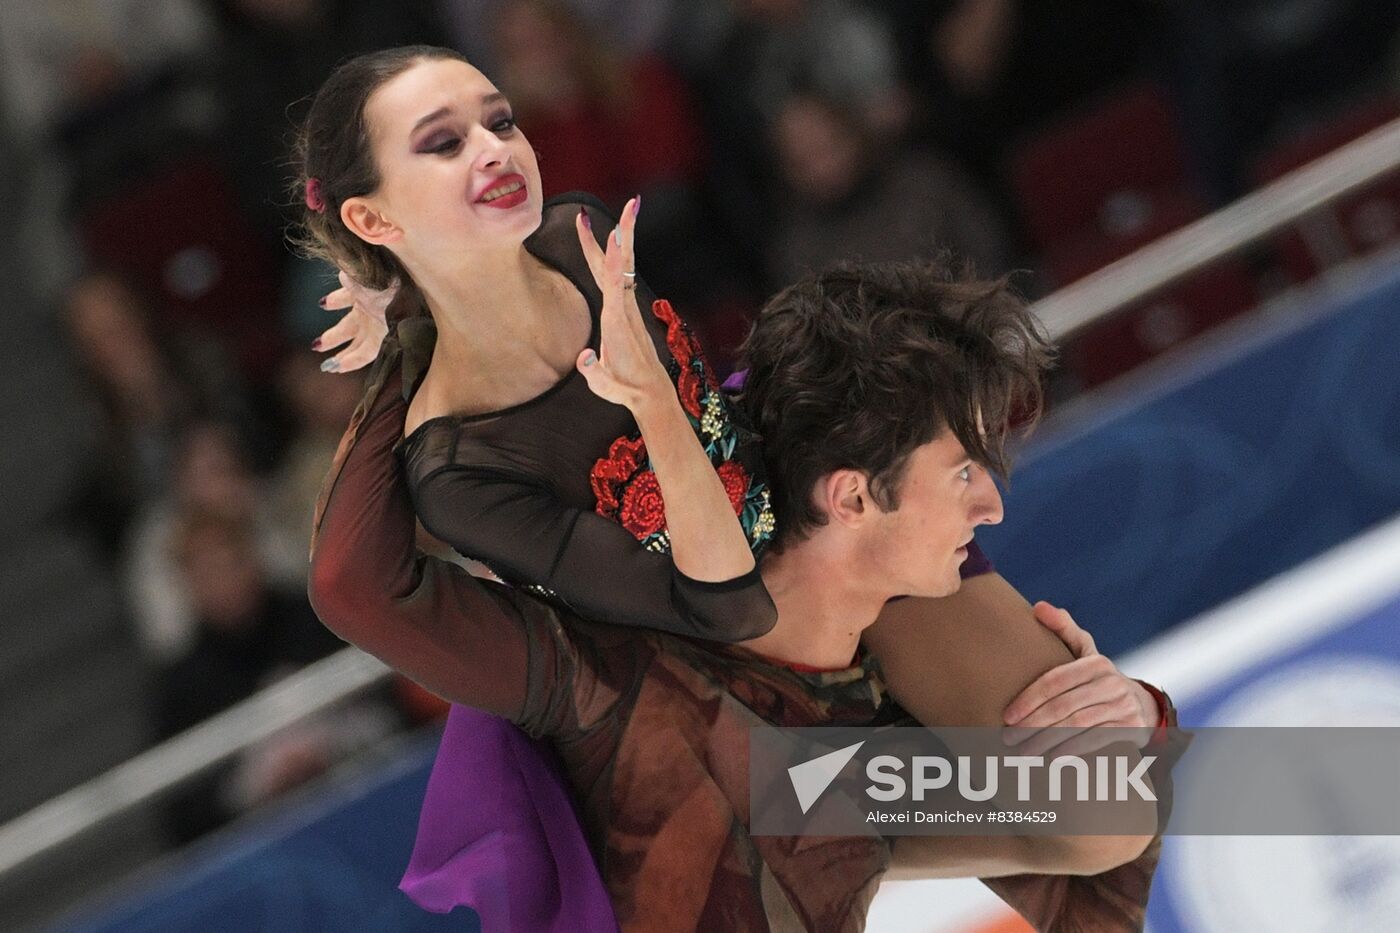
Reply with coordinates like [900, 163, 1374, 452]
[491, 115, 517, 134]
[427, 137, 461, 154]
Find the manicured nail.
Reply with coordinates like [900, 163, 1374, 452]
[579, 207, 591, 230]
[311, 337, 322, 350]
[320, 358, 339, 373]
[318, 296, 327, 308]
[631, 195, 641, 217]
[612, 227, 621, 247]
[582, 350, 596, 366]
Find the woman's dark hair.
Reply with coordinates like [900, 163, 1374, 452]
[737, 259, 1055, 546]
[289, 45, 471, 295]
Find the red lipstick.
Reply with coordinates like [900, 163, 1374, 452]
[475, 173, 527, 209]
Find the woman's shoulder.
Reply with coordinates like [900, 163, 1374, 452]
[397, 412, 551, 497]
[536, 191, 618, 241]
[527, 191, 621, 298]
[540, 190, 613, 215]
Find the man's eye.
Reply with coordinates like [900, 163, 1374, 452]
[958, 466, 972, 482]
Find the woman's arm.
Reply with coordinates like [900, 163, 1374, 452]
[307, 364, 538, 719]
[411, 463, 776, 640]
[571, 199, 757, 585]
[865, 575, 1175, 926]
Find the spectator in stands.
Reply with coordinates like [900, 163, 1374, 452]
[885, 0, 1163, 203]
[766, 89, 1010, 291]
[682, 0, 910, 286]
[437, 0, 679, 75]
[267, 351, 363, 563]
[61, 270, 246, 557]
[152, 507, 356, 844]
[205, 0, 449, 259]
[0, 0, 213, 141]
[125, 419, 303, 661]
[491, 0, 705, 205]
[1158, 0, 1400, 199]
[488, 0, 721, 305]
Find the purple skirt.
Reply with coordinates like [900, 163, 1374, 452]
[400, 705, 618, 932]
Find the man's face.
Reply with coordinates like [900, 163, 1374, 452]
[860, 429, 1005, 599]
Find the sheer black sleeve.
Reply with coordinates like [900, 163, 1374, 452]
[396, 191, 777, 643]
[411, 464, 777, 641]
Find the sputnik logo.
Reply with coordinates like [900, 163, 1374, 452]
[787, 741, 865, 814]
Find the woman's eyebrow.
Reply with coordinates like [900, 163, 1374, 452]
[412, 107, 452, 133]
[411, 93, 508, 134]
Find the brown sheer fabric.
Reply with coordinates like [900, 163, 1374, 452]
[309, 356, 1180, 931]
[307, 193, 1175, 930]
[983, 710, 1189, 933]
[311, 351, 887, 929]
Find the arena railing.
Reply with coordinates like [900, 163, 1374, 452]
[1, 113, 1399, 886]
[1032, 113, 1400, 340]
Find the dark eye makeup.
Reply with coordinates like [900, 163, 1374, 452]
[416, 112, 517, 155]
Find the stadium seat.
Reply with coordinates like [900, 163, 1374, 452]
[1041, 203, 1256, 387]
[1008, 83, 1196, 253]
[77, 153, 286, 380]
[1252, 97, 1400, 283]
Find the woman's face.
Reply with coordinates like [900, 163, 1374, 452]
[355, 58, 543, 261]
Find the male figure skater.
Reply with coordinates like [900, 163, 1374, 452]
[310, 261, 1169, 930]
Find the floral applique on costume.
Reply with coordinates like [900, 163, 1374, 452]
[591, 299, 776, 553]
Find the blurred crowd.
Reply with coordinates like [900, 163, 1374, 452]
[4, 0, 1400, 848]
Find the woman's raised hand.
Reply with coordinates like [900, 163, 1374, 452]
[573, 197, 672, 412]
[312, 270, 397, 373]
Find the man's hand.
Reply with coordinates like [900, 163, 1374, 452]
[1001, 601, 1157, 757]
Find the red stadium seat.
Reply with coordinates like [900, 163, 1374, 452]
[1253, 97, 1400, 283]
[1009, 83, 1261, 386]
[1009, 83, 1196, 253]
[77, 153, 286, 380]
[1043, 206, 1256, 388]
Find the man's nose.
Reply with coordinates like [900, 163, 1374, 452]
[974, 470, 1004, 526]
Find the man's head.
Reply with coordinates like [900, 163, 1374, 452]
[738, 260, 1054, 596]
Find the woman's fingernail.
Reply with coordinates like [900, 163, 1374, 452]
[579, 208, 591, 230]
[320, 359, 339, 373]
[632, 195, 641, 217]
[582, 351, 596, 367]
[311, 338, 322, 350]
[318, 296, 327, 308]
[613, 227, 622, 247]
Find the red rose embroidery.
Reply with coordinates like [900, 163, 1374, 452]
[651, 298, 681, 330]
[620, 469, 667, 538]
[677, 365, 704, 419]
[591, 435, 647, 516]
[652, 299, 697, 367]
[717, 460, 749, 515]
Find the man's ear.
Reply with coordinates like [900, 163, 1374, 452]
[816, 469, 868, 528]
[341, 196, 403, 246]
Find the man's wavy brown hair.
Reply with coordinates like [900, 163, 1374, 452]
[737, 259, 1055, 546]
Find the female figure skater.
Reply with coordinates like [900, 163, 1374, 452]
[300, 46, 1172, 930]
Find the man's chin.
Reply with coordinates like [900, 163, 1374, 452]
[920, 574, 963, 600]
